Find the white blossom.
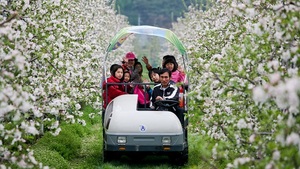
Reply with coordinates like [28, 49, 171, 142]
[249, 134, 255, 143]
[282, 50, 291, 61]
[245, 8, 256, 18]
[269, 72, 281, 84]
[21, 122, 39, 135]
[0, 0, 8, 6]
[286, 132, 300, 146]
[233, 157, 251, 166]
[272, 150, 280, 161]
[53, 0, 61, 6]
[50, 121, 59, 129]
[274, 31, 284, 41]
[252, 86, 269, 104]
[17, 158, 29, 168]
[78, 119, 86, 126]
[287, 113, 296, 127]
[276, 133, 285, 145]
[12, 111, 21, 121]
[267, 60, 280, 71]
[20, 101, 32, 112]
[237, 119, 247, 129]
[75, 104, 81, 110]
[32, 109, 43, 117]
[51, 127, 61, 136]
[265, 162, 274, 169]
[257, 63, 265, 75]
[89, 113, 95, 119]
[47, 35, 55, 41]
[212, 143, 218, 159]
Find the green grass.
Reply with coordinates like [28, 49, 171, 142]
[33, 148, 69, 169]
[32, 105, 217, 169]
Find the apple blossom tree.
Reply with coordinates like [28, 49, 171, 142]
[173, 0, 299, 168]
[1, 0, 299, 168]
[1, 0, 128, 168]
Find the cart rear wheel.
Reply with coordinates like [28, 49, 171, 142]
[103, 150, 112, 162]
[169, 147, 188, 166]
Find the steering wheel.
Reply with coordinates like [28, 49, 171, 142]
[154, 100, 179, 108]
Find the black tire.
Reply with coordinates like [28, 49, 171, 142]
[102, 137, 114, 162]
[103, 150, 114, 162]
[129, 152, 146, 162]
[180, 147, 189, 165]
[170, 147, 188, 166]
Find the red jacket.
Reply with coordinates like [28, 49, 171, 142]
[102, 76, 127, 108]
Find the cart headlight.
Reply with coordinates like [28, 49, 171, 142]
[117, 136, 127, 144]
[162, 136, 171, 145]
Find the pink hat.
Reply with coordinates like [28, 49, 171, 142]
[125, 52, 136, 59]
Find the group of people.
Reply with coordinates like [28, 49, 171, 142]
[102, 52, 186, 124]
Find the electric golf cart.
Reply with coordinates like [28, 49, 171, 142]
[101, 25, 189, 165]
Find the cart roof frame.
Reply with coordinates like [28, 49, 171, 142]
[106, 25, 186, 55]
[103, 25, 188, 81]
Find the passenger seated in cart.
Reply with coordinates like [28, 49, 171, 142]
[148, 67, 161, 84]
[123, 70, 131, 83]
[162, 55, 185, 84]
[123, 70, 132, 93]
[131, 62, 143, 83]
[121, 57, 128, 72]
[131, 62, 151, 108]
[123, 52, 138, 74]
[142, 55, 176, 71]
[142, 55, 186, 83]
[102, 64, 127, 109]
[151, 68, 184, 126]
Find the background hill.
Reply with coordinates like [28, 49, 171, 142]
[113, 0, 208, 28]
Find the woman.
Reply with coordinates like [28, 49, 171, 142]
[131, 62, 150, 108]
[102, 64, 127, 109]
[131, 62, 143, 83]
[124, 52, 137, 74]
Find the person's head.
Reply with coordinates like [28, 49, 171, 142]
[125, 52, 137, 68]
[158, 68, 172, 87]
[110, 64, 120, 74]
[148, 67, 160, 83]
[122, 57, 128, 66]
[162, 55, 176, 66]
[110, 64, 124, 80]
[163, 58, 178, 72]
[123, 71, 131, 82]
[134, 62, 143, 74]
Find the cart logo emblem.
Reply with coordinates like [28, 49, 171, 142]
[139, 125, 146, 132]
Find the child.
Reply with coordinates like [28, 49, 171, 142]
[123, 71, 132, 93]
[123, 71, 131, 83]
[163, 56, 185, 83]
[148, 67, 161, 84]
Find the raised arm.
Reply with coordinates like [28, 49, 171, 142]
[142, 56, 152, 71]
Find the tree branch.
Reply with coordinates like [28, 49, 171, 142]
[0, 11, 18, 27]
[78, 78, 87, 88]
[212, 72, 244, 92]
[44, 58, 69, 79]
[29, 56, 39, 63]
[234, 74, 256, 85]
